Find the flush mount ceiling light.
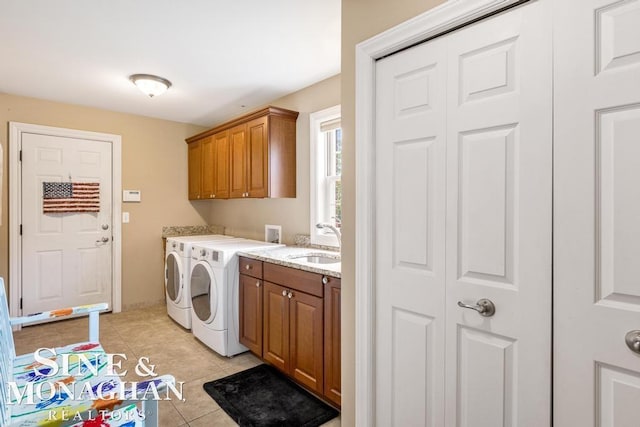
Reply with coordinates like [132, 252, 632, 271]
[129, 74, 172, 98]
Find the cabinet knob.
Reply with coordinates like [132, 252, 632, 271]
[288, 292, 293, 299]
[282, 290, 287, 296]
[245, 264, 251, 270]
[211, 194, 215, 198]
[322, 276, 329, 285]
[256, 281, 260, 288]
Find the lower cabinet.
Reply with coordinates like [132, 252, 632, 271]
[323, 276, 341, 407]
[239, 273, 262, 355]
[239, 256, 341, 407]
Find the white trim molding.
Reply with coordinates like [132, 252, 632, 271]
[310, 105, 342, 248]
[9, 122, 123, 324]
[354, 0, 526, 424]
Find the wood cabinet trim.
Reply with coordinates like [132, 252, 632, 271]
[186, 106, 299, 143]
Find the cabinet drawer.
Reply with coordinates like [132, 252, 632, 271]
[263, 263, 323, 298]
[240, 257, 263, 278]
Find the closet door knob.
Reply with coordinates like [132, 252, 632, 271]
[255, 282, 260, 288]
[282, 290, 287, 296]
[625, 330, 640, 354]
[288, 292, 293, 299]
[457, 299, 496, 317]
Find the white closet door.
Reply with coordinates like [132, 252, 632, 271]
[444, 2, 552, 425]
[375, 37, 448, 426]
[375, 1, 552, 425]
[554, 0, 640, 425]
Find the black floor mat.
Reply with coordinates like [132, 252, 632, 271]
[203, 364, 339, 427]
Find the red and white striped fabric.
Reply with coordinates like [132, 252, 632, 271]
[42, 182, 100, 213]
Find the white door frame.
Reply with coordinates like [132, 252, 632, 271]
[8, 122, 123, 322]
[354, 0, 529, 424]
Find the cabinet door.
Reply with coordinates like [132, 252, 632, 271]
[188, 140, 202, 200]
[213, 130, 230, 199]
[239, 273, 263, 356]
[200, 136, 215, 199]
[324, 276, 341, 406]
[263, 281, 289, 373]
[246, 116, 269, 198]
[289, 289, 324, 394]
[229, 124, 247, 198]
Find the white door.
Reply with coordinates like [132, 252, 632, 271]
[21, 132, 113, 315]
[375, 34, 448, 426]
[375, 1, 552, 425]
[444, 3, 552, 425]
[554, 0, 640, 425]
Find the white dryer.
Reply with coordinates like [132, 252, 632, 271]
[189, 239, 284, 356]
[164, 234, 239, 329]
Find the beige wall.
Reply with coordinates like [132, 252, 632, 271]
[340, 0, 444, 425]
[203, 74, 341, 243]
[0, 93, 209, 309]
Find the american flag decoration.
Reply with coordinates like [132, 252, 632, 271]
[42, 182, 100, 213]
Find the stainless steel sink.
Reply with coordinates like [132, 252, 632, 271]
[289, 254, 340, 265]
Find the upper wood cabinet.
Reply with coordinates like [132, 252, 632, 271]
[186, 106, 298, 200]
[188, 140, 202, 200]
[187, 132, 229, 200]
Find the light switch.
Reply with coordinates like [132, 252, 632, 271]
[122, 212, 130, 223]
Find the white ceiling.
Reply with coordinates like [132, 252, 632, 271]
[0, 1, 341, 126]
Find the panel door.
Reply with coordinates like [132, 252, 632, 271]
[200, 136, 215, 199]
[444, 3, 552, 425]
[289, 288, 324, 394]
[554, 0, 640, 425]
[239, 273, 263, 355]
[375, 1, 551, 425]
[21, 133, 113, 314]
[246, 116, 269, 198]
[229, 124, 247, 198]
[188, 141, 202, 200]
[375, 33, 448, 427]
[213, 130, 230, 199]
[263, 281, 289, 373]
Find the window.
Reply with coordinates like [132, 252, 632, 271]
[310, 105, 341, 248]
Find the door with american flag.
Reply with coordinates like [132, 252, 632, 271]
[21, 131, 113, 315]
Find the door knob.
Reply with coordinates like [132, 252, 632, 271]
[457, 299, 496, 317]
[625, 330, 640, 354]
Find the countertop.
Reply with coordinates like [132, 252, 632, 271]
[161, 224, 225, 238]
[238, 246, 341, 278]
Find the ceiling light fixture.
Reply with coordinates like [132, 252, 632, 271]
[129, 74, 172, 98]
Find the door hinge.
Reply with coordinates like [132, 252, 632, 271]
[20, 298, 23, 310]
[19, 150, 22, 161]
[19, 224, 22, 235]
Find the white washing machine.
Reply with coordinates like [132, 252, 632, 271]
[164, 234, 239, 329]
[189, 239, 284, 356]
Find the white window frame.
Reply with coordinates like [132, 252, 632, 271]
[309, 105, 341, 248]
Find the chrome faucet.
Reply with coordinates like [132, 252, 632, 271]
[316, 223, 341, 252]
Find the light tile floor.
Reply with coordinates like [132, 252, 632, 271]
[13, 305, 341, 427]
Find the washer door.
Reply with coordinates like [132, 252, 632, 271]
[190, 262, 218, 324]
[165, 252, 183, 303]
